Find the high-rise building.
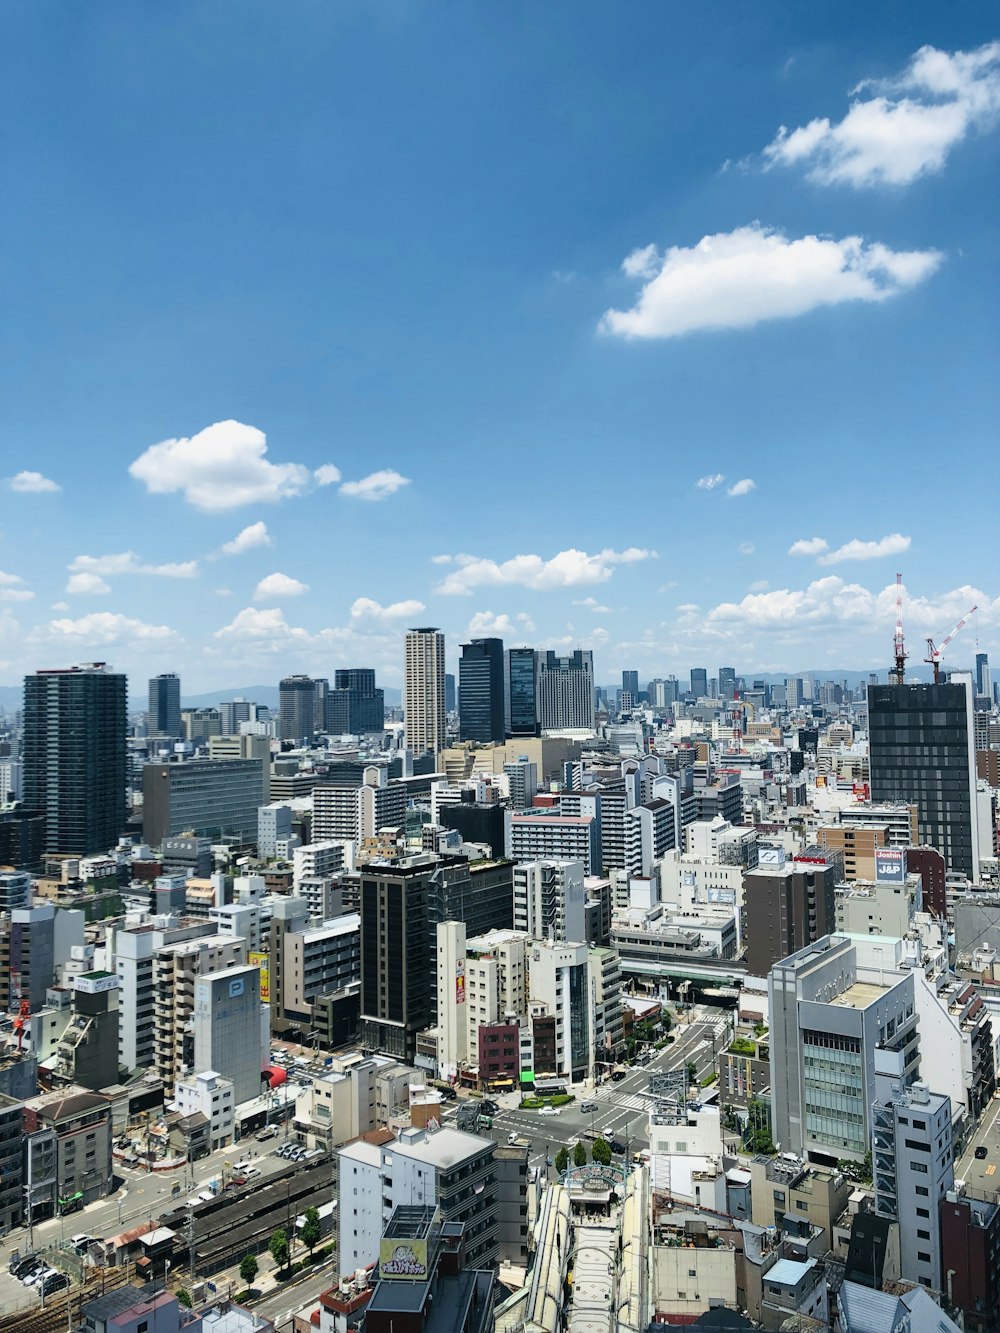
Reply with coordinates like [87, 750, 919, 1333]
[331, 668, 385, 734]
[22, 663, 127, 856]
[718, 666, 737, 701]
[690, 667, 707, 698]
[219, 698, 252, 734]
[148, 673, 181, 737]
[744, 850, 836, 977]
[868, 677, 980, 881]
[193, 963, 265, 1103]
[537, 650, 594, 731]
[404, 628, 446, 758]
[279, 675, 327, 742]
[975, 652, 991, 702]
[513, 860, 585, 942]
[459, 638, 505, 744]
[445, 672, 456, 712]
[142, 757, 266, 847]
[506, 647, 539, 737]
[622, 670, 639, 700]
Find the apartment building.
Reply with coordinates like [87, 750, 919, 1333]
[153, 934, 247, 1092]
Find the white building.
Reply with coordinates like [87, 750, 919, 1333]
[293, 840, 349, 891]
[404, 628, 447, 759]
[506, 812, 597, 873]
[209, 902, 262, 952]
[258, 803, 292, 859]
[436, 921, 468, 1082]
[174, 1069, 235, 1151]
[0, 758, 22, 804]
[192, 962, 266, 1104]
[528, 939, 591, 1083]
[513, 860, 585, 943]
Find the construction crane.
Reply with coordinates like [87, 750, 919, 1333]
[891, 572, 907, 685]
[925, 604, 978, 683]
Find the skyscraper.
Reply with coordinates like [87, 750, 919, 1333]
[976, 652, 991, 701]
[690, 667, 707, 698]
[537, 650, 594, 731]
[331, 668, 385, 734]
[718, 666, 737, 701]
[23, 663, 127, 856]
[148, 673, 181, 737]
[279, 675, 326, 742]
[868, 676, 980, 881]
[459, 638, 505, 743]
[506, 647, 539, 737]
[622, 669, 639, 699]
[404, 628, 446, 758]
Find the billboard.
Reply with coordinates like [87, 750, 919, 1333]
[706, 887, 736, 905]
[379, 1237, 428, 1278]
[875, 849, 907, 884]
[456, 961, 466, 1005]
[250, 951, 270, 1003]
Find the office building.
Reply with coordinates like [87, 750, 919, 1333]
[872, 1072, 953, 1293]
[868, 677, 980, 881]
[459, 638, 505, 744]
[718, 666, 736, 701]
[272, 912, 360, 1035]
[537, 650, 594, 731]
[0, 807, 44, 870]
[0, 869, 31, 912]
[507, 647, 540, 738]
[622, 669, 639, 700]
[503, 756, 538, 811]
[332, 668, 385, 734]
[337, 1125, 498, 1277]
[59, 972, 121, 1092]
[445, 672, 456, 713]
[181, 706, 222, 744]
[769, 935, 919, 1163]
[744, 850, 836, 977]
[513, 860, 585, 943]
[192, 963, 265, 1104]
[313, 769, 408, 844]
[258, 802, 292, 858]
[405, 628, 447, 758]
[0, 904, 55, 1012]
[22, 663, 127, 856]
[527, 940, 591, 1083]
[506, 810, 598, 873]
[975, 652, 991, 702]
[207, 732, 272, 799]
[148, 673, 181, 737]
[142, 757, 266, 847]
[279, 674, 326, 743]
[174, 1069, 235, 1152]
[219, 698, 252, 733]
[690, 667, 707, 698]
[941, 1190, 1000, 1333]
[0, 758, 23, 805]
[23, 1088, 113, 1210]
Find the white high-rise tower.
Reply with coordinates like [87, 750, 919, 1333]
[404, 627, 446, 758]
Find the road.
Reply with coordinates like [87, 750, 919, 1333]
[468, 1012, 728, 1178]
[954, 1092, 1000, 1195]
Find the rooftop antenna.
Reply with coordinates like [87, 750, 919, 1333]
[891, 573, 907, 686]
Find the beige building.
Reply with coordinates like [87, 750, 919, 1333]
[404, 627, 446, 759]
[749, 1155, 851, 1251]
[208, 733, 272, 799]
[439, 736, 584, 786]
[834, 877, 918, 937]
[651, 1217, 739, 1318]
[153, 934, 247, 1093]
[817, 822, 889, 881]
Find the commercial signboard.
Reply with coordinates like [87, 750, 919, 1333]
[875, 849, 907, 884]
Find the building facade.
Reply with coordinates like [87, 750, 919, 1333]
[404, 628, 447, 759]
[459, 638, 505, 744]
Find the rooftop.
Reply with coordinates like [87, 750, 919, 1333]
[830, 980, 888, 1009]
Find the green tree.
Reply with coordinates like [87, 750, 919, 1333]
[573, 1140, 587, 1168]
[239, 1254, 259, 1287]
[176, 1290, 192, 1309]
[591, 1138, 612, 1166]
[744, 1097, 775, 1154]
[554, 1145, 570, 1174]
[269, 1228, 290, 1273]
[686, 1061, 698, 1084]
[301, 1206, 322, 1256]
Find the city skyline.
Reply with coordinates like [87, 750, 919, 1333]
[1, 7, 998, 689]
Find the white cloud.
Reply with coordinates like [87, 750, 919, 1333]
[696, 473, 726, 490]
[314, 464, 342, 486]
[748, 580, 769, 592]
[50, 601, 69, 611]
[129, 420, 313, 511]
[708, 576, 876, 629]
[350, 597, 426, 622]
[738, 542, 755, 555]
[68, 552, 199, 579]
[215, 587, 233, 597]
[8, 470, 60, 493]
[573, 596, 613, 612]
[339, 469, 411, 502]
[788, 536, 830, 557]
[436, 546, 655, 596]
[430, 554, 453, 565]
[215, 606, 308, 641]
[254, 572, 309, 601]
[762, 41, 1000, 187]
[818, 533, 911, 565]
[600, 224, 942, 339]
[467, 611, 524, 637]
[0, 571, 26, 587]
[219, 522, 272, 556]
[41, 612, 178, 644]
[0, 588, 33, 603]
[728, 478, 756, 497]
[66, 573, 111, 596]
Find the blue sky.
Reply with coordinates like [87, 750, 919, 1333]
[1, 3, 997, 693]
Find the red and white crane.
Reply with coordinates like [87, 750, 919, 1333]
[925, 605, 978, 684]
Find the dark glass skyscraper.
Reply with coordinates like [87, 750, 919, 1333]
[23, 663, 127, 855]
[148, 673, 181, 736]
[279, 675, 325, 741]
[459, 638, 505, 743]
[868, 677, 979, 881]
[507, 647, 539, 737]
[718, 666, 737, 701]
[690, 667, 708, 698]
[622, 670, 639, 698]
[329, 668, 385, 734]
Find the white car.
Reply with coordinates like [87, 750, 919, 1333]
[537, 1106, 560, 1116]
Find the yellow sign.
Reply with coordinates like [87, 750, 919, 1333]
[250, 951, 270, 1004]
[379, 1237, 428, 1279]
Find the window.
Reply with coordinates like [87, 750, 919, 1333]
[917, 1252, 931, 1263]
[138, 1324, 148, 1333]
[917, 1229, 930, 1240]
[916, 1186, 929, 1196]
[911, 1162, 928, 1173]
[689, 1268, 697, 1277]
[917, 1207, 930, 1218]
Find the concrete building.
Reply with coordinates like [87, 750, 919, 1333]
[312, 770, 408, 845]
[148, 673, 182, 738]
[513, 859, 585, 943]
[279, 674, 326, 743]
[153, 933, 247, 1093]
[748, 1155, 852, 1252]
[336, 1124, 498, 1279]
[503, 756, 538, 811]
[293, 840, 349, 889]
[193, 963, 265, 1104]
[527, 940, 591, 1083]
[142, 758, 266, 847]
[436, 921, 468, 1082]
[834, 877, 918, 937]
[58, 972, 120, 1091]
[506, 811, 598, 873]
[0, 1094, 24, 1232]
[275, 913, 360, 1033]
[23, 1087, 113, 1210]
[872, 1071, 953, 1293]
[174, 1069, 235, 1152]
[0, 902, 55, 1012]
[941, 1189, 1000, 1333]
[404, 628, 447, 759]
[459, 638, 505, 744]
[207, 733, 272, 800]
[258, 803, 292, 859]
[744, 850, 837, 977]
[537, 650, 594, 732]
[769, 935, 919, 1163]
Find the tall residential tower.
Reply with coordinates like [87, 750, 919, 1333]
[404, 628, 446, 758]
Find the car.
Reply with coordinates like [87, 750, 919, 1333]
[244, 1165, 261, 1177]
[580, 1101, 598, 1113]
[256, 1126, 278, 1141]
[975, 1145, 989, 1159]
[440, 1087, 457, 1101]
[608, 1139, 626, 1155]
[40, 1273, 70, 1297]
[609, 1070, 627, 1082]
[537, 1106, 560, 1116]
[11, 1255, 43, 1279]
[276, 1143, 295, 1157]
[24, 1266, 55, 1287]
